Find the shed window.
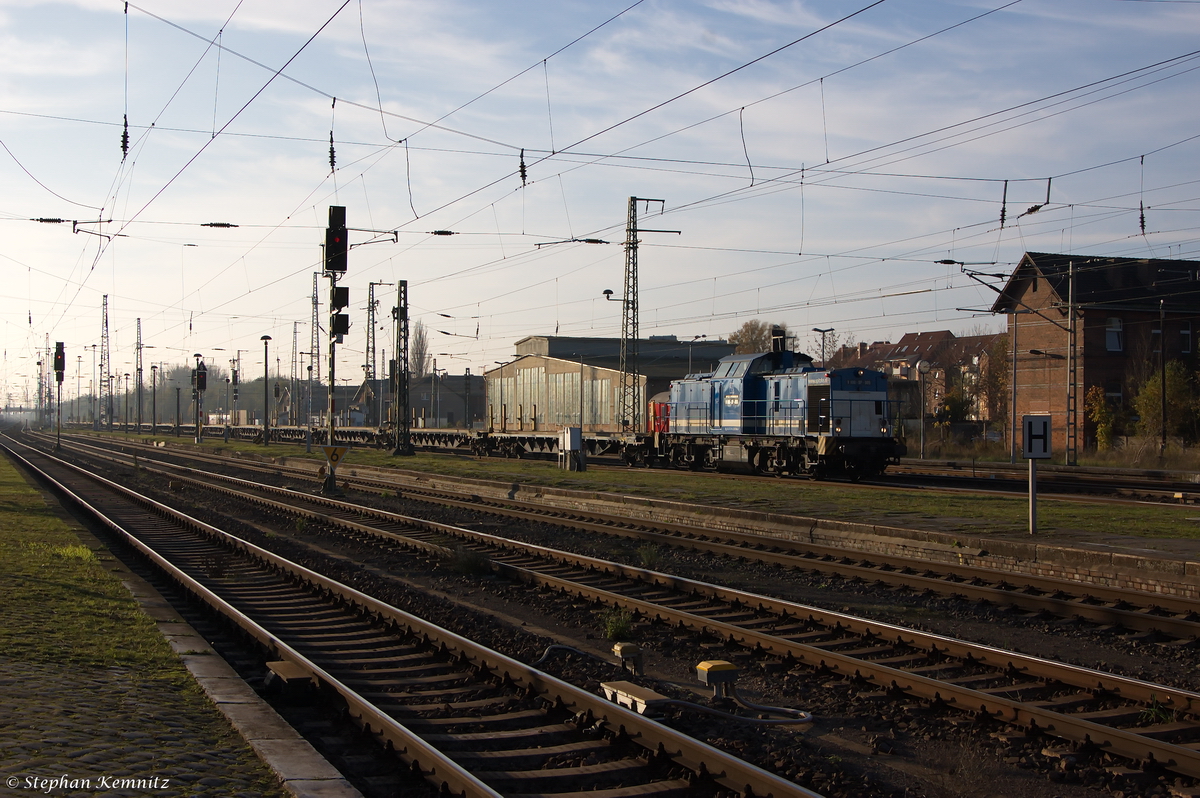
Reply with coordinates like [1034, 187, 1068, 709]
[1105, 318, 1123, 352]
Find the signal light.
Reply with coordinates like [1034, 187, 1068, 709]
[195, 363, 208, 392]
[331, 286, 349, 310]
[53, 342, 65, 373]
[331, 313, 350, 336]
[325, 205, 347, 272]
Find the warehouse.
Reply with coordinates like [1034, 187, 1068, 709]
[485, 335, 735, 433]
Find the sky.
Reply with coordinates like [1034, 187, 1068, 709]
[3, 0, 1200, 403]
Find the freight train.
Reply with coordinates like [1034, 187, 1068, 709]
[642, 346, 905, 478]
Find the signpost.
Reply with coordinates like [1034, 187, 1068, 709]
[1022, 415, 1051, 535]
[320, 446, 348, 485]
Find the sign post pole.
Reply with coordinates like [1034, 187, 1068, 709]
[1022, 415, 1051, 535]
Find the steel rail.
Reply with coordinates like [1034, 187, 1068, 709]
[45, 438, 1200, 780]
[111, 456, 1200, 779]
[2, 437, 818, 798]
[38, 432, 1200, 640]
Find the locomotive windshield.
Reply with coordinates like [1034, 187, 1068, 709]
[713, 361, 748, 378]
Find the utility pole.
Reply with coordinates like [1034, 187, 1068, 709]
[324, 205, 350, 492]
[100, 295, 112, 431]
[608, 197, 677, 433]
[391, 280, 413, 455]
[367, 281, 392, 427]
[136, 318, 143, 431]
[1065, 262, 1077, 466]
[291, 321, 299, 427]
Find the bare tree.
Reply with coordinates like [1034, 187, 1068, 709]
[728, 320, 789, 354]
[410, 320, 431, 378]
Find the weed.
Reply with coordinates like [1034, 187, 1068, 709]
[636, 544, 660, 570]
[1140, 697, 1175, 725]
[293, 517, 308, 533]
[600, 606, 635, 640]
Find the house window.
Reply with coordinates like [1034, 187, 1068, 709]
[1104, 379, 1122, 403]
[1183, 322, 1193, 355]
[1105, 318, 1123, 352]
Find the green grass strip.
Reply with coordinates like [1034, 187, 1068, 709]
[0, 456, 186, 673]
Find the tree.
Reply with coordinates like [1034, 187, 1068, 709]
[728, 320, 789, 354]
[979, 334, 1010, 425]
[1084, 385, 1116, 450]
[1131, 361, 1200, 444]
[410, 320, 431, 378]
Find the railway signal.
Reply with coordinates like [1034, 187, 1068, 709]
[325, 206, 347, 272]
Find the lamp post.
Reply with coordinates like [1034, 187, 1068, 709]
[917, 360, 931, 459]
[150, 365, 158, 433]
[305, 363, 313, 453]
[90, 344, 97, 429]
[75, 355, 82, 424]
[812, 327, 834, 367]
[688, 334, 707, 374]
[261, 336, 271, 445]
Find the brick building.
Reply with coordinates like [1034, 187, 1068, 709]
[831, 331, 1002, 423]
[990, 252, 1200, 461]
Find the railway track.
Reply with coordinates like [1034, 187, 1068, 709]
[57, 423, 1200, 502]
[45, 431, 1200, 645]
[2, 436, 813, 798]
[24, 431, 1200, 783]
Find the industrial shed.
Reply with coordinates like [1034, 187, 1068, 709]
[485, 335, 735, 433]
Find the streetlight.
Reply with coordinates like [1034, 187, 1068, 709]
[812, 328, 834, 367]
[150, 365, 158, 433]
[688, 334, 707, 374]
[917, 360, 931, 459]
[261, 336, 271, 445]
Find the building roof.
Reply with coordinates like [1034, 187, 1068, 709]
[514, 334, 735, 361]
[990, 252, 1200, 313]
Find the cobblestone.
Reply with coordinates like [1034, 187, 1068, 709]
[0, 657, 290, 796]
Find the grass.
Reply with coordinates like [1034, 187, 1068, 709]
[0, 456, 187, 674]
[82, 428, 1200, 540]
[600, 606, 635, 640]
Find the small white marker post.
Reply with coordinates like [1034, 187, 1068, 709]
[1022, 415, 1052, 535]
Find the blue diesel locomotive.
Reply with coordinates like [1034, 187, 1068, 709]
[648, 346, 905, 478]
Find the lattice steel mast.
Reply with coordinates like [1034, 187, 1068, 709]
[100, 295, 112, 431]
[616, 197, 675, 432]
[136, 318, 143, 429]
